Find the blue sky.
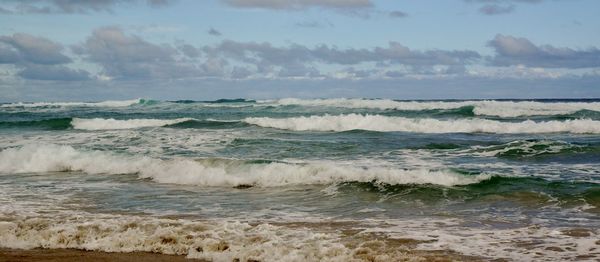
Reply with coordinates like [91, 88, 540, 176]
[0, 0, 599, 101]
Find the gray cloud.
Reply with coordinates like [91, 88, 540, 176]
[178, 44, 201, 58]
[0, 33, 93, 81]
[465, 0, 543, 3]
[231, 66, 253, 79]
[74, 26, 202, 80]
[18, 64, 90, 81]
[0, 46, 21, 64]
[479, 4, 514, 15]
[206, 40, 480, 70]
[0, 0, 173, 14]
[222, 0, 372, 10]
[208, 28, 222, 36]
[295, 20, 332, 28]
[68, 27, 482, 81]
[0, 7, 13, 14]
[0, 33, 71, 64]
[488, 34, 600, 68]
[465, 0, 545, 15]
[10, 28, 596, 84]
[388, 10, 408, 18]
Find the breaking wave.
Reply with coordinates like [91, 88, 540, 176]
[0, 144, 490, 187]
[71, 117, 194, 130]
[243, 114, 600, 134]
[0, 99, 143, 108]
[265, 98, 600, 117]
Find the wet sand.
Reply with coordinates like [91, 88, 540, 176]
[0, 247, 481, 262]
[0, 248, 201, 262]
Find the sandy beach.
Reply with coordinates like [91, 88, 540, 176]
[0, 248, 197, 262]
[0, 248, 483, 262]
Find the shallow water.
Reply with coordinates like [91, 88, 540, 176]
[1, 98, 599, 261]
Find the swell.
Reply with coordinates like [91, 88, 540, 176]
[466, 140, 600, 159]
[71, 117, 195, 130]
[166, 119, 249, 129]
[339, 176, 600, 207]
[243, 114, 600, 134]
[0, 117, 245, 131]
[171, 98, 255, 104]
[265, 98, 600, 117]
[0, 144, 490, 187]
[0, 118, 72, 130]
[0, 98, 143, 108]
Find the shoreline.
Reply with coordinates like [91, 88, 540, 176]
[0, 247, 480, 262]
[0, 248, 200, 262]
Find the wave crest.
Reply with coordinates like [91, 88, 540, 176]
[266, 98, 600, 117]
[1, 99, 142, 108]
[71, 118, 193, 130]
[0, 144, 489, 187]
[244, 114, 600, 134]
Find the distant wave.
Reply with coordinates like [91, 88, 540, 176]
[0, 144, 490, 187]
[0, 98, 143, 108]
[263, 98, 600, 117]
[71, 117, 193, 130]
[4, 98, 600, 117]
[243, 114, 600, 134]
[7, 115, 600, 134]
[463, 140, 599, 158]
[0, 117, 241, 130]
[171, 98, 255, 104]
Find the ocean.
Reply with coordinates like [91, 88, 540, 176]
[0, 98, 599, 261]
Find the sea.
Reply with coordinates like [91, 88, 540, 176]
[0, 98, 599, 261]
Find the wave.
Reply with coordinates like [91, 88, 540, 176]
[0, 144, 490, 187]
[171, 98, 255, 104]
[0, 117, 240, 130]
[7, 114, 600, 134]
[5, 98, 600, 118]
[264, 98, 600, 117]
[243, 114, 600, 134]
[466, 140, 598, 158]
[0, 99, 143, 108]
[341, 176, 600, 206]
[0, 118, 72, 130]
[71, 117, 193, 130]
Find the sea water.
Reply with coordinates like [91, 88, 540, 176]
[0, 98, 599, 261]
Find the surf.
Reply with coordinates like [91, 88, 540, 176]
[0, 144, 490, 187]
[243, 114, 600, 134]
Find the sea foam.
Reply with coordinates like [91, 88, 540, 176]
[0, 144, 489, 187]
[244, 114, 600, 133]
[0, 213, 415, 262]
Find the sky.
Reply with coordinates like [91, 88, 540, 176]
[0, 0, 599, 102]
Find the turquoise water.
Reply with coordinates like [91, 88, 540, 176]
[1, 98, 599, 261]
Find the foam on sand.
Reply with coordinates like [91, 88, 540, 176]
[1, 212, 596, 262]
[71, 118, 193, 130]
[0, 144, 490, 187]
[243, 114, 600, 133]
[0, 211, 435, 262]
